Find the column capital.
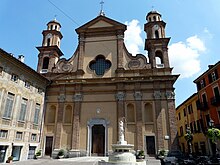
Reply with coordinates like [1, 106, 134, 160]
[73, 93, 83, 102]
[165, 91, 175, 99]
[57, 94, 65, 102]
[115, 92, 125, 101]
[134, 91, 142, 101]
[153, 90, 161, 99]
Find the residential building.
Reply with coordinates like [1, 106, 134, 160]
[0, 49, 48, 163]
[194, 61, 220, 153]
[37, 10, 179, 157]
[176, 93, 208, 155]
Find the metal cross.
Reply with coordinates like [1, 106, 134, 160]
[100, 0, 104, 11]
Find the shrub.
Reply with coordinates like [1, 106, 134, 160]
[35, 150, 41, 156]
[58, 149, 64, 156]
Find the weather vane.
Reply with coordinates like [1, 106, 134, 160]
[99, 0, 105, 16]
[151, 6, 155, 11]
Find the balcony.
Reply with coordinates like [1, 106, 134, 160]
[211, 96, 220, 106]
[197, 101, 209, 111]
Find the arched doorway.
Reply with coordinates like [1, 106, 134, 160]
[91, 125, 105, 156]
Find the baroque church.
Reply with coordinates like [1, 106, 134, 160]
[37, 10, 179, 157]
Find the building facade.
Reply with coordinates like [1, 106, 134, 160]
[37, 11, 179, 157]
[194, 61, 220, 153]
[176, 93, 209, 155]
[0, 49, 48, 163]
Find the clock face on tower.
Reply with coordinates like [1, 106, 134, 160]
[153, 24, 159, 30]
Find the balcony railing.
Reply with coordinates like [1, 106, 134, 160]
[210, 96, 220, 106]
[197, 101, 209, 111]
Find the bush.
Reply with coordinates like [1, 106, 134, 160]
[58, 149, 64, 156]
[35, 150, 41, 156]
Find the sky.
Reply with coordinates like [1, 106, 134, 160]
[0, 0, 220, 106]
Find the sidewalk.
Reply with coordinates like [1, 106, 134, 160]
[3, 156, 161, 165]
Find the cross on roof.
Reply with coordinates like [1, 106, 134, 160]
[99, 0, 105, 16]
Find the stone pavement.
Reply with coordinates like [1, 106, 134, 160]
[3, 156, 161, 165]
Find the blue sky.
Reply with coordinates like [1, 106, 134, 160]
[0, 0, 220, 106]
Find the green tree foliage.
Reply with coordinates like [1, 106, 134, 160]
[207, 128, 220, 143]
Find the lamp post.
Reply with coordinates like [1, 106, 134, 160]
[208, 119, 216, 156]
[185, 127, 193, 157]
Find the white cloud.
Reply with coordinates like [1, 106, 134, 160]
[169, 35, 206, 78]
[124, 20, 144, 56]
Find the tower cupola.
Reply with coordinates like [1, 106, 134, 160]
[41, 19, 63, 48]
[36, 18, 63, 73]
[144, 10, 171, 69]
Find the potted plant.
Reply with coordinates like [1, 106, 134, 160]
[58, 149, 64, 159]
[6, 156, 13, 163]
[35, 150, 41, 159]
[136, 150, 145, 160]
[158, 149, 166, 159]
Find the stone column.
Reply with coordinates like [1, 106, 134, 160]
[72, 93, 82, 150]
[78, 34, 85, 70]
[134, 90, 143, 150]
[117, 33, 124, 68]
[154, 90, 163, 150]
[54, 93, 65, 149]
[165, 91, 178, 151]
[162, 47, 170, 68]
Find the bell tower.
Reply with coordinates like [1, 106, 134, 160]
[144, 11, 170, 69]
[36, 19, 63, 73]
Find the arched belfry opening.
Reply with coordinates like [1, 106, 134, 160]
[155, 30, 159, 39]
[155, 51, 164, 68]
[42, 57, 49, 70]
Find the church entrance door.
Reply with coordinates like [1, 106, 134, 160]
[91, 124, 105, 156]
[146, 136, 156, 156]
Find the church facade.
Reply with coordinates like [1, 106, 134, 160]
[37, 11, 179, 157]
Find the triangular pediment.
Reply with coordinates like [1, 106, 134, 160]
[89, 20, 113, 28]
[76, 15, 126, 34]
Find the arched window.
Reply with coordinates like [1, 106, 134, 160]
[127, 104, 135, 122]
[64, 105, 72, 123]
[42, 57, 49, 69]
[47, 105, 56, 123]
[155, 51, 164, 67]
[153, 16, 156, 21]
[50, 25, 53, 30]
[47, 38, 51, 46]
[155, 30, 159, 39]
[144, 103, 153, 122]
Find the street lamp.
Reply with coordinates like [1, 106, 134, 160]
[209, 119, 214, 128]
[185, 127, 193, 157]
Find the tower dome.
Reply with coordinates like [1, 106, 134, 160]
[47, 19, 61, 31]
[146, 10, 162, 22]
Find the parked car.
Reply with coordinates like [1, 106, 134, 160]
[163, 150, 184, 165]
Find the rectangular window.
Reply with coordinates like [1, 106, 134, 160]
[15, 131, 22, 140]
[178, 112, 181, 120]
[197, 120, 201, 132]
[180, 126, 183, 136]
[188, 104, 193, 114]
[185, 124, 188, 134]
[31, 133, 37, 141]
[0, 66, 3, 75]
[34, 104, 40, 124]
[24, 81, 31, 89]
[0, 130, 8, 139]
[3, 93, 15, 119]
[18, 98, 27, 121]
[212, 71, 217, 81]
[183, 108, 186, 116]
[11, 74, 18, 82]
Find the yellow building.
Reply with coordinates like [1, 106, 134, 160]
[37, 11, 179, 157]
[0, 49, 49, 163]
[176, 93, 209, 155]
